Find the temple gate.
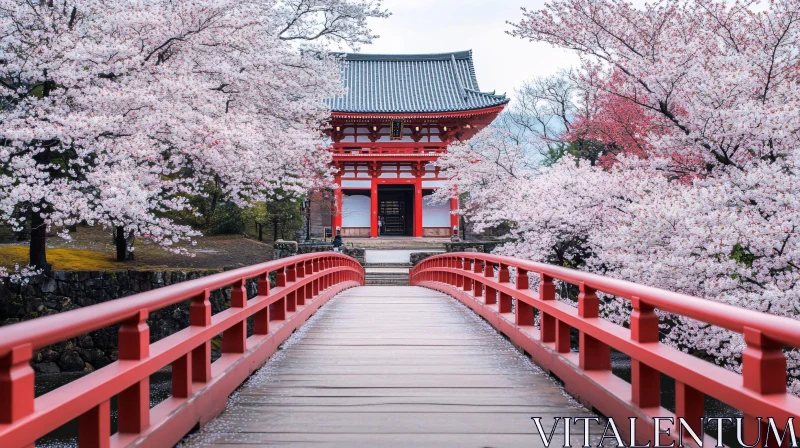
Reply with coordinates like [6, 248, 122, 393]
[325, 51, 508, 238]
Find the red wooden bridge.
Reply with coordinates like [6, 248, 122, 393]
[0, 252, 798, 447]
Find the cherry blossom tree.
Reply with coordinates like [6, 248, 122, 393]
[1, 0, 387, 268]
[439, 0, 800, 392]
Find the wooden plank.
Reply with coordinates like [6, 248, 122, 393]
[180, 286, 601, 447]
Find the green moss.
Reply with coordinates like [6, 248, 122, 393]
[0, 246, 118, 271]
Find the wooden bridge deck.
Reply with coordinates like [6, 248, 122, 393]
[181, 286, 600, 448]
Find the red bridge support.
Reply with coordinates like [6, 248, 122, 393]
[0, 254, 363, 448]
[411, 253, 800, 447]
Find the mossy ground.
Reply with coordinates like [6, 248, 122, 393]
[0, 245, 118, 271]
[0, 226, 273, 271]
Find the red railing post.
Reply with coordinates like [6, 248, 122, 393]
[463, 258, 473, 292]
[539, 274, 556, 343]
[515, 268, 534, 327]
[190, 289, 212, 383]
[78, 399, 110, 448]
[473, 259, 483, 297]
[296, 263, 306, 307]
[222, 279, 247, 354]
[498, 264, 511, 313]
[172, 351, 192, 399]
[675, 381, 704, 437]
[630, 296, 660, 408]
[276, 266, 286, 287]
[484, 261, 496, 305]
[117, 309, 150, 433]
[0, 343, 34, 424]
[254, 273, 270, 335]
[555, 319, 571, 353]
[578, 283, 610, 370]
[455, 257, 464, 288]
[286, 290, 297, 313]
[742, 327, 787, 443]
[305, 260, 314, 301]
[312, 259, 320, 296]
[286, 265, 297, 313]
[742, 327, 786, 394]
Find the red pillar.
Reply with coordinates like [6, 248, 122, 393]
[449, 196, 458, 232]
[414, 178, 423, 237]
[333, 174, 343, 232]
[370, 178, 378, 238]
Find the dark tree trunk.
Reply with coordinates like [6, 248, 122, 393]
[257, 224, 263, 241]
[29, 209, 48, 269]
[115, 226, 128, 261]
[273, 218, 279, 242]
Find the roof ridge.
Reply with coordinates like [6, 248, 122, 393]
[334, 51, 473, 62]
[449, 54, 468, 102]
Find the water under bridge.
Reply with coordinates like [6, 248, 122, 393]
[0, 253, 798, 447]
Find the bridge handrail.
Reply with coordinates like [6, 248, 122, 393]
[0, 252, 364, 447]
[418, 253, 800, 348]
[410, 252, 799, 445]
[0, 253, 355, 355]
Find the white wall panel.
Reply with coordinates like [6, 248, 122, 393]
[422, 196, 450, 227]
[342, 195, 371, 227]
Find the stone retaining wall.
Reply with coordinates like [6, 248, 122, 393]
[444, 241, 504, 254]
[0, 270, 259, 373]
[274, 240, 366, 265]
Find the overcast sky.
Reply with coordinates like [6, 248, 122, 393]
[358, 0, 580, 102]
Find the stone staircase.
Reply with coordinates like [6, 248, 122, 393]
[363, 263, 411, 286]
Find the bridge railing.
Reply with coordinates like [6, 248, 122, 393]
[411, 253, 800, 445]
[0, 253, 363, 448]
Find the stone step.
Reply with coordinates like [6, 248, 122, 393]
[363, 263, 413, 268]
[364, 271, 409, 286]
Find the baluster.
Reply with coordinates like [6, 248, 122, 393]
[305, 260, 314, 301]
[630, 296, 659, 408]
[276, 266, 286, 287]
[312, 259, 320, 296]
[498, 264, 511, 313]
[286, 290, 297, 313]
[222, 279, 247, 354]
[742, 327, 786, 445]
[539, 274, 556, 343]
[272, 294, 287, 322]
[463, 259, 473, 292]
[254, 273, 270, 335]
[455, 258, 464, 288]
[296, 263, 306, 307]
[578, 283, 610, 369]
[118, 309, 150, 433]
[190, 289, 212, 382]
[0, 343, 34, 424]
[515, 268, 534, 327]
[555, 319, 571, 353]
[171, 351, 191, 399]
[286, 264, 297, 283]
[473, 260, 484, 297]
[675, 381, 704, 438]
[78, 400, 110, 448]
[483, 261, 496, 305]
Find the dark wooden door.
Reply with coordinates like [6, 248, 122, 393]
[379, 200, 405, 235]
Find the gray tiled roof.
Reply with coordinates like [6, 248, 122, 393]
[327, 50, 509, 114]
